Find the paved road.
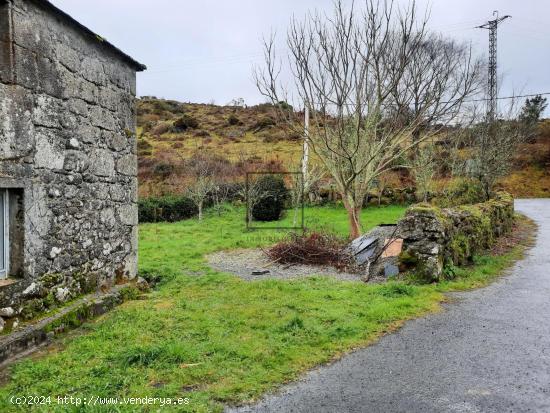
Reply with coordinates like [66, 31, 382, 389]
[228, 199, 550, 413]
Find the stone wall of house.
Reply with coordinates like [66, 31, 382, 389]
[0, 0, 139, 325]
[397, 192, 515, 282]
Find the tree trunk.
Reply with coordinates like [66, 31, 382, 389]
[343, 199, 362, 239]
[198, 201, 203, 221]
[215, 195, 221, 216]
[349, 206, 361, 239]
[481, 178, 491, 201]
[412, 128, 422, 145]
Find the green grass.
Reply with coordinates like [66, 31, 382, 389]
[0, 206, 532, 412]
[138, 204, 406, 278]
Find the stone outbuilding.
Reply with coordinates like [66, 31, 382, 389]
[0, 0, 145, 325]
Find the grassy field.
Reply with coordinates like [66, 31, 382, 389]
[0, 205, 533, 412]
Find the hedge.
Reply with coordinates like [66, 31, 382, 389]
[138, 184, 245, 223]
[251, 175, 289, 221]
[138, 196, 198, 223]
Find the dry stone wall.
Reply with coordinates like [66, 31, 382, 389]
[397, 192, 515, 282]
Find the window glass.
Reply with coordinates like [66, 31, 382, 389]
[0, 191, 4, 273]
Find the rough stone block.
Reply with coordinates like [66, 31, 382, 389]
[118, 204, 138, 226]
[34, 129, 64, 170]
[0, 3, 14, 84]
[116, 153, 136, 176]
[89, 149, 115, 177]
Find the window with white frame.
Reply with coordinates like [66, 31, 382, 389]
[0, 189, 8, 280]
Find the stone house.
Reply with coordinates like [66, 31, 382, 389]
[0, 0, 145, 325]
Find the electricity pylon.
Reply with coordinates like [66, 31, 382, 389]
[476, 11, 511, 122]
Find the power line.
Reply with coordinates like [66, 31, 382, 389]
[464, 92, 550, 103]
[142, 52, 264, 74]
[304, 92, 550, 109]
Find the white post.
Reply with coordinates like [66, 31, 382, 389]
[302, 105, 309, 182]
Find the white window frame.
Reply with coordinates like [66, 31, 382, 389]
[0, 189, 8, 280]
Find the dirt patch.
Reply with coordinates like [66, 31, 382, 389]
[207, 248, 364, 282]
[489, 214, 537, 256]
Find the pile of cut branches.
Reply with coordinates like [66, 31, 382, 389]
[265, 232, 355, 272]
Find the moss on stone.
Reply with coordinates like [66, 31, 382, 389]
[39, 273, 64, 289]
[119, 285, 140, 301]
[408, 203, 441, 216]
[399, 249, 418, 266]
[73, 272, 98, 294]
[44, 304, 93, 333]
[21, 299, 46, 320]
[400, 191, 514, 281]
[449, 234, 470, 265]
[43, 291, 57, 309]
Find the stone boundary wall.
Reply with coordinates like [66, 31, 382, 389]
[397, 192, 515, 281]
[0, 284, 137, 366]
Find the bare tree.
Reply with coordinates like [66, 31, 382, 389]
[239, 175, 264, 225]
[184, 153, 222, 220]
[391, 33, 483, 144]
[240, 174, 284, 226]
[254, 0, 483, 238]
[456, 102, 527, 200]
[409, 141, 437, 202]
[211, 182, 232, 216]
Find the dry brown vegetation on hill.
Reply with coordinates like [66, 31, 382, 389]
[136, 97, 550, 200]
[136, 98, 307, 197]
[137, 97, 301, 155]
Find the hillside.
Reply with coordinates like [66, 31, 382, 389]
[136, 97, 550, 199]
[137, 97, 303, 163]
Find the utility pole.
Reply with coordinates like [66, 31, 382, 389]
[302, 105, 309, 182]
[476, 11, 511, 122]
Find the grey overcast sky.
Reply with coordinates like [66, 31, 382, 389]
[51, 0, 549, 112]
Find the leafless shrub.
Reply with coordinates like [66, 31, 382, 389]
[373, 171, 397, 206]
[286, 164, 325, 225]
[223, 129, 245, 139]
[193, 129, 211, 138]
[409, 142, 437, 202]
[451, 101, 528, 199]
[183, 152, 235, 220]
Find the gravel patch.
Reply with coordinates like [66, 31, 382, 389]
[207, 248, 364, 282]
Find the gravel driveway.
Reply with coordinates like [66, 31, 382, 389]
[226, 199, 550, 413]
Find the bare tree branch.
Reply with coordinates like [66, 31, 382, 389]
[255, 0, 483, 237]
